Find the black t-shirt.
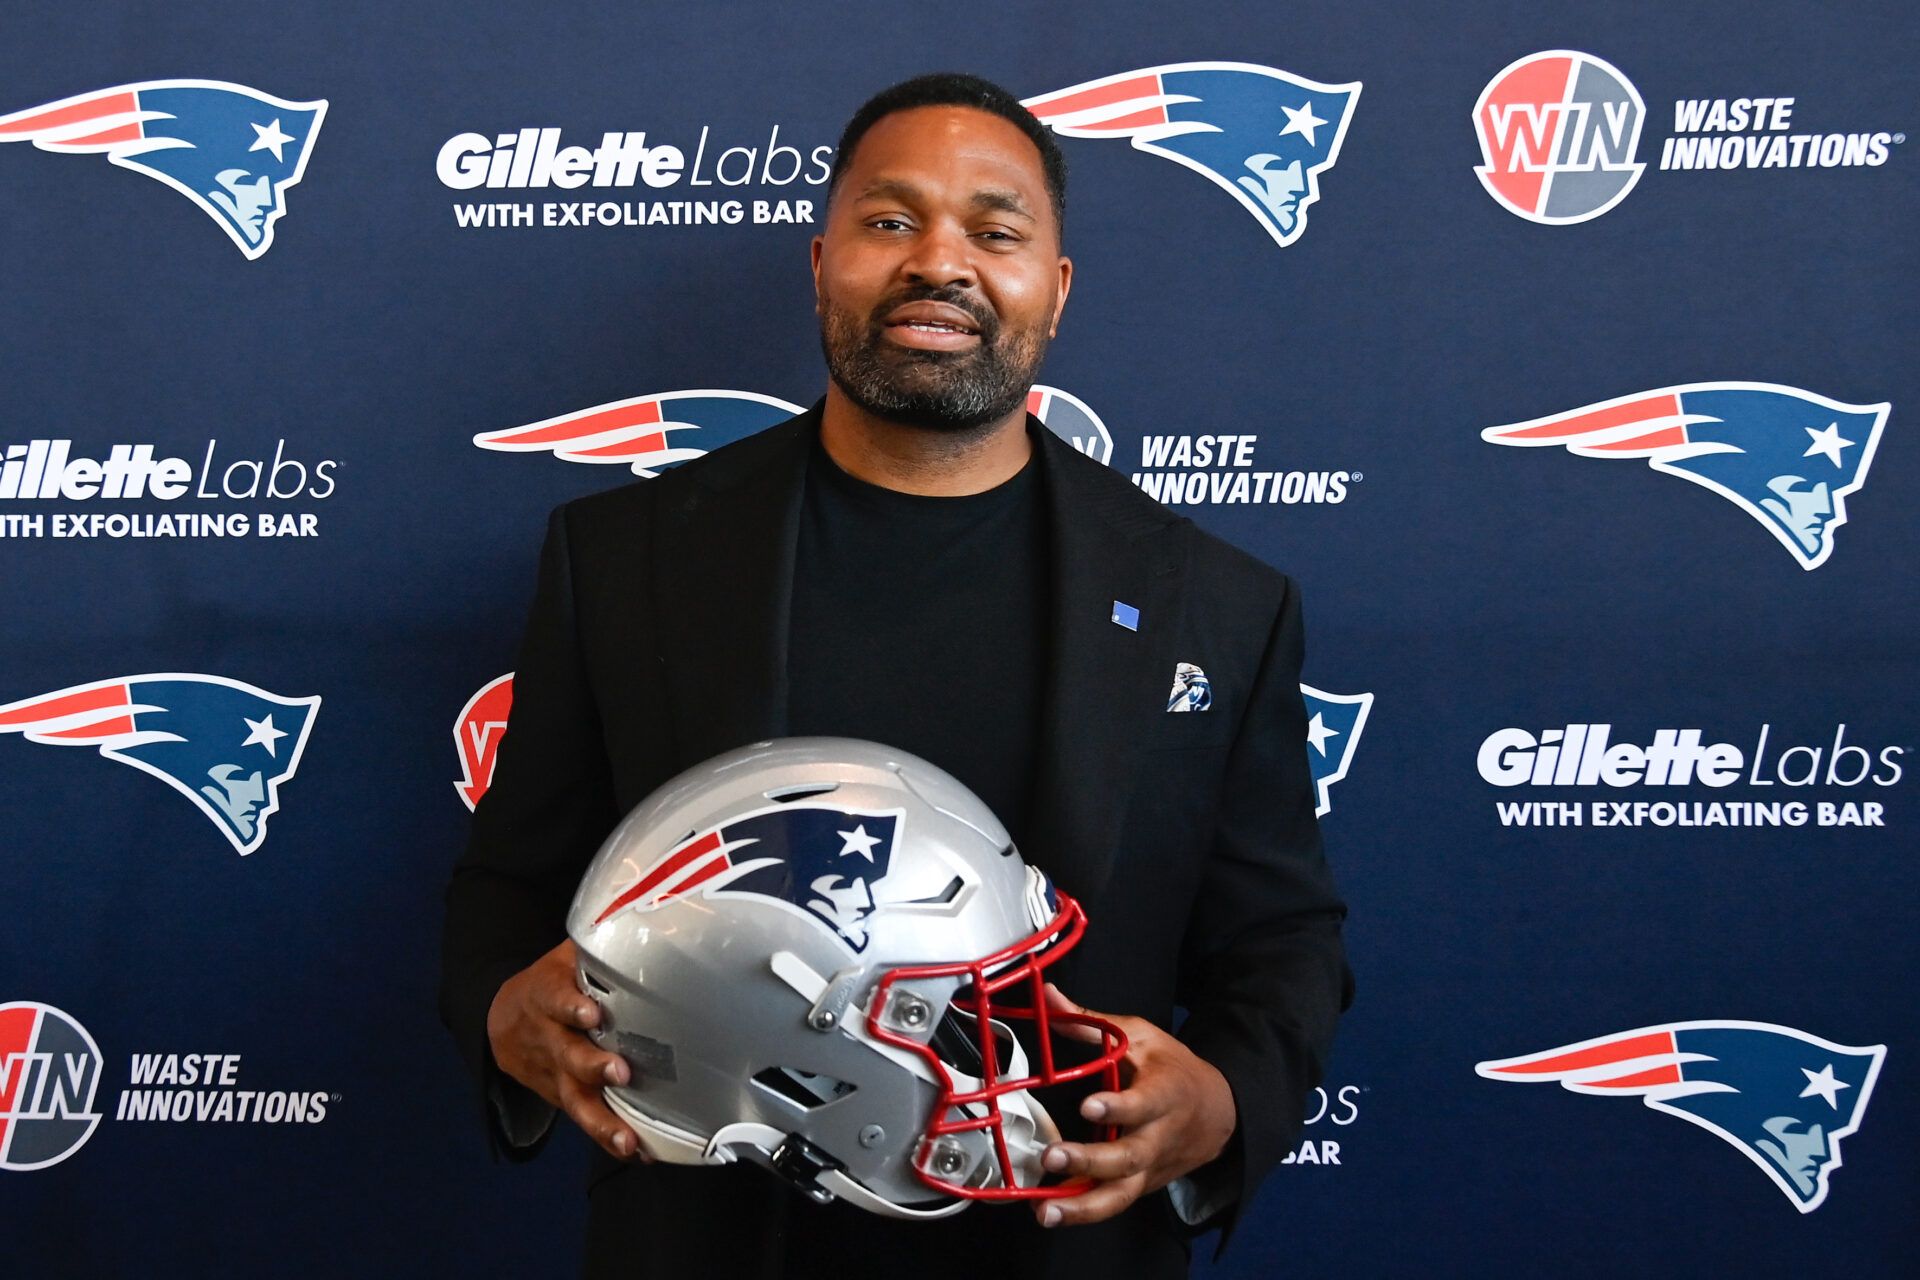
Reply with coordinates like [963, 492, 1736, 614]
[786, 430, 1050, 851]
[770, 436, 1187, 1276]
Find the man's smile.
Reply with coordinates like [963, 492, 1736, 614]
[881, 299, 984, 350]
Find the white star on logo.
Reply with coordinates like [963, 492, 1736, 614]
[1306, 711, 1340, 757]
[242, 713, 288, 757]
[1802, 421, 1855, 468]
[1278, 101, 1328, 147]
[837, 823, 882, 861]
[1799, 1062, 1851, 1110]
[249, 118, 295, 163]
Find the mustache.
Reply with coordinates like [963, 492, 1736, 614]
[865, 285, 998, 340]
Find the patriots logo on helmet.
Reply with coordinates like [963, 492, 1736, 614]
[1028, 384, 1112, 465]
[475, 389, 803, 477]
[1301, 684, 1373, 818]
[1478, 1021, 1885, 1212]
[1483, 383, 1890, 570]
[1024, 62, 1361, 248]
[0, 674, 320, 855]
[0, 80, 326, 259]
[594, 804, 903, 953]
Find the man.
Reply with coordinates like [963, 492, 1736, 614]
[441, 73, 1350, 1278]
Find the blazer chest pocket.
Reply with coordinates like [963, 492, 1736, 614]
[1144, 707, 1237, 754]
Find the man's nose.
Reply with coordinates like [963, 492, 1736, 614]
[898, 221, 974, 290]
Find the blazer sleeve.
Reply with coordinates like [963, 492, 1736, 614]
[1172, 572, 1353, 1248]
[438, 503, 622, 1160]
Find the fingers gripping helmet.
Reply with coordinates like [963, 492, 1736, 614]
[566, 737, 1127, 1218]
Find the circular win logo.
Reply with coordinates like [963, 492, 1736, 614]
[1473, 50, 1646, 224]
[0, 1001, 104, 1171]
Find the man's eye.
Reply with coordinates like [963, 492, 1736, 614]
[868, 218, 910, 232]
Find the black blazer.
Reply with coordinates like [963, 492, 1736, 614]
[440, 405, 1351, 1276]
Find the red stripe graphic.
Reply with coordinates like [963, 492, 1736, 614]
[487, 399, 662, 446]
[1580, 1064, 1683, 1089]
[0, 683, 130, 729]
[570, 431, 671, 459]
[1588, 426, 1688, 452]
[0, 1005, 42, 1154]
[594, 829, 723, 924]
[1484, 1030, 1676, 1075]
[1496, 394, 1680, 440]
[53, 123, 143, 146]
[1028, 75, 1164, 127]
[652, 851, 731, 904]
[0, 91, 135, 135]
[42, 716, 135, 739]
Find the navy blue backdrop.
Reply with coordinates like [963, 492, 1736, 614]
[3, 1, 1914, 1274]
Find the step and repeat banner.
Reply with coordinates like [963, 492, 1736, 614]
[3, 1, 1913, 1274]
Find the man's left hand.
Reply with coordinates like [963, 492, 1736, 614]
[1033, 983, 1236, 1228]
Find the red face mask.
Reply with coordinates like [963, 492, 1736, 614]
[866, 889, 1129, 1200]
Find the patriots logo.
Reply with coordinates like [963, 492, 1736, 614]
[1478, 1021, 1885, 1212]
[592, 804, 903, 953]
[0, 80, 326, 260]
[1167, 662, 1212, 713]
[474, 389, 802, 477]
[1024, 62, 1360, 248]
[453, 672, 513, 811]
[1484, 383, 1890, 570]
[1029, 384, 1112, 465]
[1300, 684, 1373, 818]
[0, 674, 319, 855]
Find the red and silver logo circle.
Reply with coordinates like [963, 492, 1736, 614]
[1473, 50, 1646, 224]
[0, 1001, 104, 1171]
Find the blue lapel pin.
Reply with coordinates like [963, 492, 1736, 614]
[1111, 600, 1140, 631]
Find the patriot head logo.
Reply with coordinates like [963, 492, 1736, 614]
[1473, 51, 1645, 224]
[1478, 1021, 1885, 1212]
[1029, 384, 1113, 465]
[1024, 63, 1360, 248]
[0, 1001, 104, 1172]
[594, 804, 903, 953]
[1301, 684, 1373, 817]
[0, 674, 320, 855]
[454, 673, 513, 811]
[1484, 383, 1889, 570]
[475, 389, 803, 477]
[1167, 662, 1213, 713]
[0, 80, 326, 259]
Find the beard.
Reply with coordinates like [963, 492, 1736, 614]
[819, 285, 1050, 434]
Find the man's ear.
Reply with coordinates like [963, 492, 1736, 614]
[810, 235, 825, 313]
[1048, 255, 1073, 339]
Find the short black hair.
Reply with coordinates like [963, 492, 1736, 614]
[827, 72, 1067, 236]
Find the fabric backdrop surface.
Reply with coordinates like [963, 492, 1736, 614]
[2, 1, 1914, 1274]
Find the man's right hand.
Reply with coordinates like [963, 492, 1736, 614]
[486, 938, 645, 1162]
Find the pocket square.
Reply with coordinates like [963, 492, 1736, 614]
[1166, 662, 1212, 713]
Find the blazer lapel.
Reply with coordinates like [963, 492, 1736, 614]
[1028, 424, 1188, 901]
[653, 406, 818, 767]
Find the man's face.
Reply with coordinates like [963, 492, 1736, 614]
[806, 872, 877, 949]
[1761, 474, 1836, 552]
[202, 764, 266, 834]
[212, 168, 274, 240]
[812, 106, 1071, 433]
[1758, 1115, 1830, 1196]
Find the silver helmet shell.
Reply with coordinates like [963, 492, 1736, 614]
[565, 737, 1121, 1217]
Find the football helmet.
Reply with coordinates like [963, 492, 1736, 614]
[566, 737, 1127, 1218]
